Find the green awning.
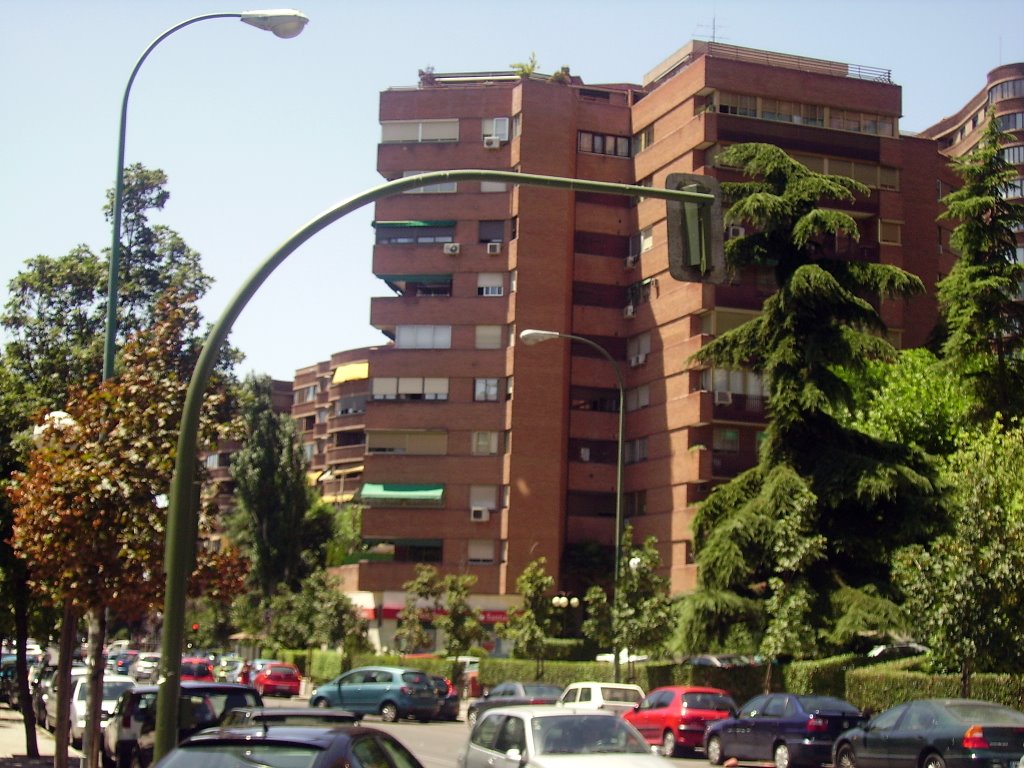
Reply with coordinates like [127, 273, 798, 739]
[372, 220, 456, 228]
[359, 483, 445, 506]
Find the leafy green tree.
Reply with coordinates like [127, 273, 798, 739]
[936, 116, 1024, 422]
[582, 527, 675, 677]
[893, 423, 1024, 694]
[497, 558, 554, 677]
[394, 564, 443, 654]
[230, 374, 332, 605]
[267, 569, 369, 655]
[680, 143, 944, 662]
[434, 573, 488, 681]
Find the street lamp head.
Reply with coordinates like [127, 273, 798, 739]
[520, 328, 562, 346]
[240, 8, 309, 38]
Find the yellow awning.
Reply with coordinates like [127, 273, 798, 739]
[333, 361, 368, 385]
[333, 464, 364, 477]
[306, 471, 322, 486]
[323, 492, 356, 504]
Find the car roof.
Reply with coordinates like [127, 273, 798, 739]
[653, 685, 731, 694]
[127, 681, 257, 694]
[483, 705, 619, 719]
[182, 723, 383, 748]
[566, 681, 644, 690]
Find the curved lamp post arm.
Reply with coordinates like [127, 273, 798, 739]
[104, 10, 309, 381]
[155, 170, 712, 758]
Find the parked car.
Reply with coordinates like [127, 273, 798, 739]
[458, 705, 663, 768]
[64, 674, 137, 747]
[308, 666, 439, 723]
[179, 657, 215, 682]
[467, 681, 564, 728]
[624, 685, 736, 756]
[220, 706, 359, 727]
[131, 654, 161, 683]
[110, 651, 140, 676]
[833, 698, 1024, 768]
[0, 656, 17, 705]
[42, 665, 91, 731]
[705, 693, 865, 768]
[152, 723, 425, 768]
[558, 682, 646, 715]
[214, 656, 246, 683]
[102, 681, 262, 768]
[252, 662, 302, 698]
[432, 675, 461, 721]
[249, 658, 281, 676]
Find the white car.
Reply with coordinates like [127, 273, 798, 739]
[51, 672, 136, 746]
[558, 682, 646, 715]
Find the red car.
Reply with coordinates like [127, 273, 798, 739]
[179, 657, 216, 682]
[252, 662, 302, 698]
[623, 685, 737, 757]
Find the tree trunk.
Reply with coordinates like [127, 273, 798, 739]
[13, 573, 40, 758]
[960, 657, 972, 698]
[53, 599, 79, 768]
[82, 608, 107, 768]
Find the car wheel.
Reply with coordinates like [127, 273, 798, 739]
[313, 697, 329, 708]
[774, 742, 791, 768]
[923, 754, 946, 768]
[660, 730, 678, 757]
[835, 744, 857, 768]
[380, 702, 399, 723]
[706, 735, 724, 765]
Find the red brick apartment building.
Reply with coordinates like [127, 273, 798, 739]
[294, 42, 1020, 653]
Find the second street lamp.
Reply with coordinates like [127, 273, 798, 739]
[519, 328, 627, 682]
[103, 8, 309, 381]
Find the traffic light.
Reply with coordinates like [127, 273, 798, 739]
[665, 172, 725, 283]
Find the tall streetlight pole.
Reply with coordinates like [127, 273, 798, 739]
[154, 170, 713, 757]
[519, 329, 626, 682]
[102, 8, 309, 381]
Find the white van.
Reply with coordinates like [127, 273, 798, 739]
[557, 681, 646, 715]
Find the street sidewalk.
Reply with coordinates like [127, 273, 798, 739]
[0, 705, 81, 767]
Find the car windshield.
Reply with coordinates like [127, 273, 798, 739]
[796, 696, 859, 713]
[535, 715, 650, 754]
[523, 684, 563, 698]
[76, 681, 135, 700]
[162, 744, 320, 768]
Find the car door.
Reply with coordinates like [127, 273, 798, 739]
[337, 669, 371, 713]
[876, 702, 936, 768]
[725, 694, 769, 759]
[628, 689, 671, 741]
[854, 704, 910, 768]
[747, 694, 789, 760]
[463, 712, 506, 768]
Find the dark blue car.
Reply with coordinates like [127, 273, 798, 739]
[705, 693, 865, 768]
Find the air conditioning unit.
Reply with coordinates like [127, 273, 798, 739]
[624, 254, 639, 269]
[623, 304, 636, 319]
[629, 353, 647, 367]
[443, 243, 461, 255]
[470, 507, 491, 522]
[483, 136, 502, 150]
[486, 242, 502, 255]
[714, 390, 733, 405]
[727, 225, 746, 239]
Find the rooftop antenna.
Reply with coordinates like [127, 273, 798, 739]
[694, 14, 728, 44]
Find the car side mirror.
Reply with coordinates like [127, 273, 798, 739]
[504, 748, 523, 766]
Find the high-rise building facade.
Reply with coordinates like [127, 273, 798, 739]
[313, 41, 971, 651]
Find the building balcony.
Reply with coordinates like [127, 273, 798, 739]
[370, 295, 508, 330]
[711, 449, 759, 478]
[326, 444, 366, 464]
[712, 392, 767, 422]
[343, 558, 501, 595]
[328, 412, 366, 432]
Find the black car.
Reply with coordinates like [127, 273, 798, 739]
[102, 681, 262, 768]
[220, 706, 359, 727]
[466, 681, 564, 728]
[705, 693, 865, 768]
[834, 699, 1024, 768]
[152, 723, 425, 768]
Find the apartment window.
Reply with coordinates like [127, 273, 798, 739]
[472, 431, 500, 455]
[997, 113, 1024, 132]
[475, 325, 503, 349]
[989, 79, 1024, 104]
[335, 394, 367, 415]
[1002, 146, 1024, 165]
[366, 430, 448, 455]
[477, 273, 504, 296]
[624, 490, 647, 517]
[879, 221, 903, 245]
[401, 170, 456, 194]
[718, 92, 757, 117]
[510, 269, 518, 293]
[474, 378, 500, 402]
[512, 113, 522, 138]
[761, 98, 797, 123]
[381, 119, 459, 143]
[632, 125, 654, 154]
[482, 117, 510, 140]
[627, 277, 656, 306]
[577, 131, 631, 157]
[640, 227, 653, 253]
[375, 222, 455, 245]
[301, 443, 315, 462]
[294, 384, 317, 404]
[470, 485, 499, 510]
[713, 427, 740, 453]
[372, 377, 448, 401]
[481, 180, 508, 193]
[1005, 178, 1024, 199]
[316, 408, 329, 424]
[625, 384, 650, 411]
[467, 539, 496, 565]
[879, 166, 900, 191]
[626, 332, 651, 360]
[479, 220, 505, 243]
[395, 325, 452, 349]
[624, 438, 648, 464]
[506, 376, 514, 401]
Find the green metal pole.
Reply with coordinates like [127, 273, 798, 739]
[154, 170, 713, 759]
[104, 13, 241, 382]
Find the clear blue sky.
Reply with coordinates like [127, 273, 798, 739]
[3, 0, 1022, 381]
